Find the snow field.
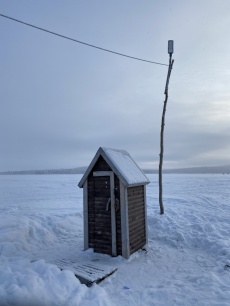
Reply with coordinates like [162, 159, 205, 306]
[0, 174, 230, 305]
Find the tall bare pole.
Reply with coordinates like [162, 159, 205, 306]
[159, 41, 174, 215]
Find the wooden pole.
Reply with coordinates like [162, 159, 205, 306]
[159, 55, 174, 215]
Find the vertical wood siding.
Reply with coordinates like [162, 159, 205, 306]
[127, 186, 146, 255]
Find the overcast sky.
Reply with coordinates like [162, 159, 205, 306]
[1, 0, 230, 171]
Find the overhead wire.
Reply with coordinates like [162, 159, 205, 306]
[0, 13, 168, 66]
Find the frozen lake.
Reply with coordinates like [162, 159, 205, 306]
[1, 173, 229, 213]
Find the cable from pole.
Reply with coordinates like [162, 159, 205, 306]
[0, 13, 168, 66]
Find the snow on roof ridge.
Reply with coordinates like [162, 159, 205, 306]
[101, 147, 130, 156]
[101, 147, 149, 186]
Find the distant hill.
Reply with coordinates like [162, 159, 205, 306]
[1, 165, 230, 175]
[144, 165, 230, 174]
[0, 167, 87, 175]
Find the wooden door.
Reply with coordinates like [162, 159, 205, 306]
[93, 171, 117, 256]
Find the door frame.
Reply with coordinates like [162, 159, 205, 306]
[93, 171, 117, 256]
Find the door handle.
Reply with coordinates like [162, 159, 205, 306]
[106, 198, 111, 211]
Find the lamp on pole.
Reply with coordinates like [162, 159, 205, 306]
[158, 40, 174, 215]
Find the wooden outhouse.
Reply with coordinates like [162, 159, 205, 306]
[78, 147, 150, 259]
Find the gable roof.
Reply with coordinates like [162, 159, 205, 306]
[78, 147, 150, 188]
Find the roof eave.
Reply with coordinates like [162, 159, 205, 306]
[126, 181, 150, 188]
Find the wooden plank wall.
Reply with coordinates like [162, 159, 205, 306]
[93, 156, 111, 171]
[88, 172, 96, 249]
[127, 185, 146, 255]
[87, 156, 122, 256]
[115, 175, 122, 255]
[93, 175, 111, 254]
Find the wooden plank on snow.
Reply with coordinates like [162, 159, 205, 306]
[49, 258, 117, 287]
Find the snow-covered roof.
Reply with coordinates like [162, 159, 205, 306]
[78, 147, 150, 188]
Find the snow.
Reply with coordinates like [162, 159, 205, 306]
[102, 147, 149, 186]
[78, 147, 149, 188]
[0, 174, 230, 305]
